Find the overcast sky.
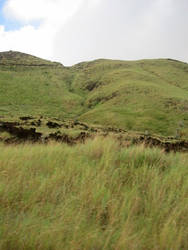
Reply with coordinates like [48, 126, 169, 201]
[0, 0, 187, 65]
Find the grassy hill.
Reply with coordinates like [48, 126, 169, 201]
[0, 51, 188, 137]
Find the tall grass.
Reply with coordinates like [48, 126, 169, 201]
[0, 137, 187, 250]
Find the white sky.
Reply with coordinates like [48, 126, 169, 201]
[0, 0, 187, 65]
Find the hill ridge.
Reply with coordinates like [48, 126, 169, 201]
[1, 50, 187, 67]
[0, 50, 63, 67]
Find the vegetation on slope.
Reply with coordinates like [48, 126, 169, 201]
[71, 59, 188, 136]
[0, 52, 85, 118]
[0, 51, 188, 136]
[0, 137, 187, 250]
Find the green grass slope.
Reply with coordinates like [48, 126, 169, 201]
[0, 51, 85, 118]
[72, 59, 188, 136]
[0, 51, 188, 136]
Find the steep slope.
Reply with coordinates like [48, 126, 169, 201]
[0, 51, 188, 136]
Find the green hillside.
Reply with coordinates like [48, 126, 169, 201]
[0, 51, 188, 136]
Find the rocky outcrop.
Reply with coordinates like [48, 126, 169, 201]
[0, 119, 188, 152]
[0, 121, 42, 142]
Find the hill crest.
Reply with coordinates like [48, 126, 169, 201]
[0, 50, 63, 67]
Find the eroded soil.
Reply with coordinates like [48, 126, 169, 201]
[0, 117, 188, 152]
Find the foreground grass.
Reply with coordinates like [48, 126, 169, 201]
[0, 138, 187, 250]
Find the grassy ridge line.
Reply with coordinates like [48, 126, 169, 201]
[0, 137, 188, 250]
[0, 51, 62, 66]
